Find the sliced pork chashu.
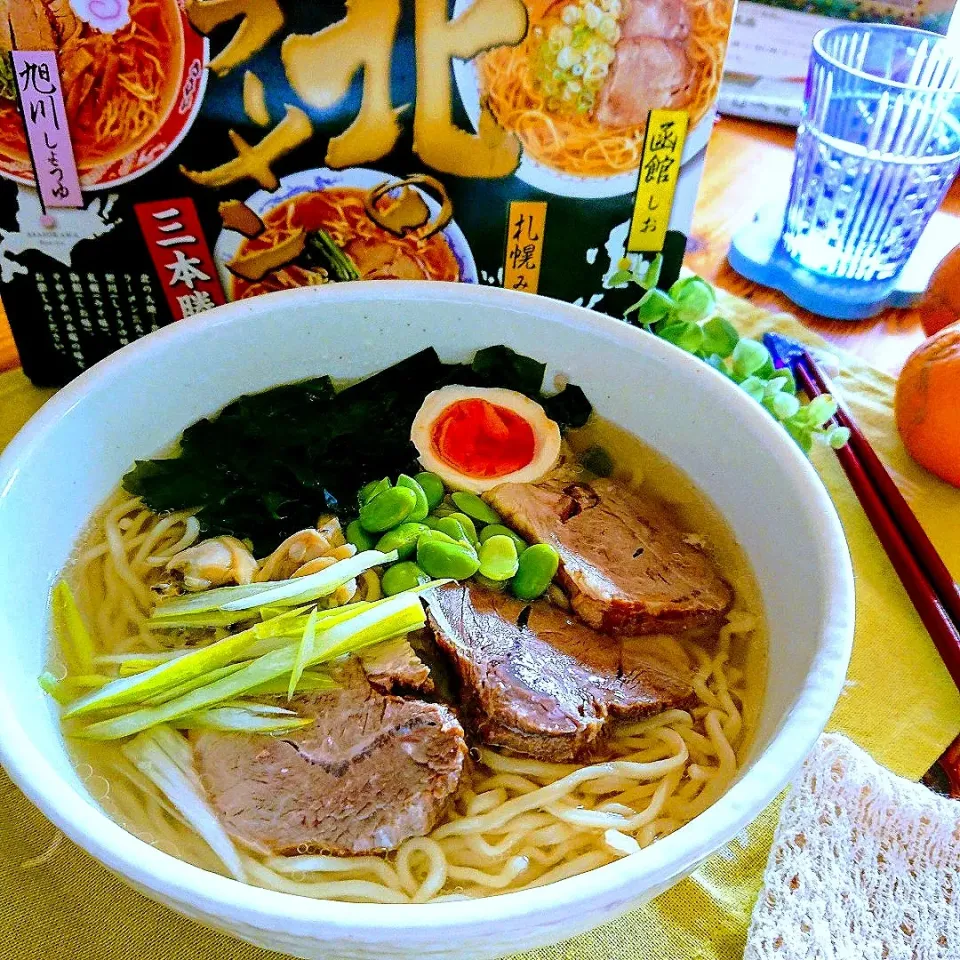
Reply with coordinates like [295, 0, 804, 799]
[193, 659, 466, 857]
[426, 582, 696, 762]
[486, 474, 733, 635]
[359, 636, 433, 694]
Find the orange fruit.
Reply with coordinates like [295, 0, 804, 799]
[921, 245, 960, 337]
[895, 322, 960, 488]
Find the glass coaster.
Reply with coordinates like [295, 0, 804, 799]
[727, 192, 956, 321]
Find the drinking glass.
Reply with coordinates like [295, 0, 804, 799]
[782, 24, 960, 283]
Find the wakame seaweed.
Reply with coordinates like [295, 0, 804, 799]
[122, 346, 592, 554]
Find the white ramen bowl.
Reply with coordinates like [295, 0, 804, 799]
[0, 282, 854, 960]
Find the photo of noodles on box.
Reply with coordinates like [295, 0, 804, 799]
[455, 0, 732, 194]
[0, 0, 207, 189]
[214, 168, 477, 301]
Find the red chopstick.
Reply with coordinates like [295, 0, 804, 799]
[801, 349, 960, 629]
[793, 354, 960, 690]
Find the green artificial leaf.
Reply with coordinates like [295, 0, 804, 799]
[731, 339, 771, 379]
[669, 276, 717, 324]
[659, 322, 703, 354]
[641, 254, 663, 289]
[625, 288, 676, 326]
[739, 375, 766, 402]
[701, 317, 740, 358]
[607, 269, 634, 287]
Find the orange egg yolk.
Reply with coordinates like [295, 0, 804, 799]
[430, 399, 536, 479]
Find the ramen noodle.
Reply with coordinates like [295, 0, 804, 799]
[54, 409, 766, 903]
[0, 0, 183, 174]
[230, 187, 462, 299]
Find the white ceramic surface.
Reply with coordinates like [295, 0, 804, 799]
[0, 282, 854, 960]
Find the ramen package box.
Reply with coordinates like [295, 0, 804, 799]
[0, 0, 735, 386]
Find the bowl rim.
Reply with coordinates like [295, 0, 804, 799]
[0, 281, 854, 938]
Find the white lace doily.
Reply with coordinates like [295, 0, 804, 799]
[746, 733, 960, 960]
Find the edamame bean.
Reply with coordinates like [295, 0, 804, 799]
[422, 516, 445, 531]
[359, 486, 417, 533]
[511, 543, 560, 600]
[345, 519, 376, 552]
[431, 497, 457, 519]
[381, 561, 430, 596]
[478, 535, 519, 582]
[358, 477, 390, 505]
[473, 573, 507, 593]
[446, 512, 479, 545]
[375, 522, 430, 560]
[434, 516, 472, 546]
[450, 491, 501, 525]
[417, 529, 458, 546]
[414, 472, 445, 511]
[547, 583, 571, 610]
[396, 474, 430, 521]
[417, 537, 480, 580]
[478, 524, 527, 553]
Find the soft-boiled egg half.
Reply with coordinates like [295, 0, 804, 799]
[411, 386, 561, 493]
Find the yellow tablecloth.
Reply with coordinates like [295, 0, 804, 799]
[3, 293, 960, 960]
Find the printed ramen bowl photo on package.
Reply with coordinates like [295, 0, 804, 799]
[0, 283, 854, 960]
[0, 0, 207, 190]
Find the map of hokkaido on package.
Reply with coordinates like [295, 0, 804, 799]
[0, 0, 735, 385]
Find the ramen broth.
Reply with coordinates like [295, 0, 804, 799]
[566, 416, 767, 757]
[53, 415, 766, 903]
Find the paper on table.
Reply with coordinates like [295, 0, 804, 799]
[724, 2, 840, 81]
